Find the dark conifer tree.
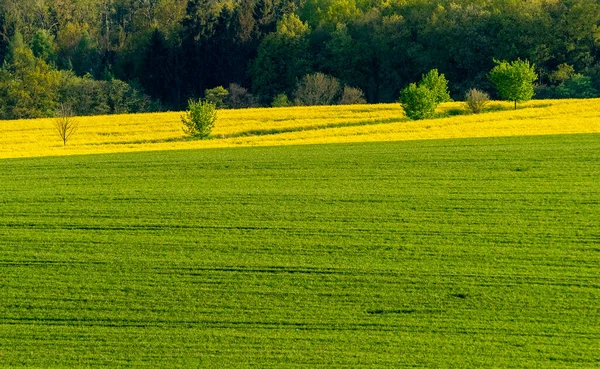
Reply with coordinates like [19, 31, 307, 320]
[181, 0, 218, 97]
[142, 28, 170, 103]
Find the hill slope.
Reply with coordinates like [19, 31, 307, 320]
[1, 99, 600, 159]
[1, 135, 599, 367]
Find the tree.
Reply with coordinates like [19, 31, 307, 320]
[489, 59, 537, 110]
[294, 72, 341, 106]
[399, 83, 436, 120]
[141, 28, 170, 102]
[465, 88, 490, 114]
[420, 69, 451, 105]
[181, 99, 216, 138]
[54, 103, 77, 146]
[250, 13, 311, 103]
[205, 86, 229, 108]
[180, 0, 219, 97]
[399, 69, 451, 120]
[339, 86, 366, 105]
[226, 83, 257, 108]
[271, 93, 290, 107]
[548, 63, 576, 85]
[554, 75, 599, 98]
[31, 29, 56, 65]
[0, 35, 60, 119]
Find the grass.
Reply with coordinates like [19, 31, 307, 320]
[1, 98, 600, 159]
[1, 134, 599, 367]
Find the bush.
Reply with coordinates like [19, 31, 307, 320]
[272, 93, 291, 107]
[399, 69, 450, 120]
[204, 86, 229, 108]
[465, 88, 489, 114]
[339, 86, 366, 105]
[226, 83, 257, 109]
[181, 99, 217, 139]
[399, 83, 437, 120]
[555, 75, 599, 98]
[294, 72, 341, 106]
[58, 72, 153, 116]
[420, 69, 451, 104]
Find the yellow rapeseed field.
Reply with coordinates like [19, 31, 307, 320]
[1, 99, 599, 159]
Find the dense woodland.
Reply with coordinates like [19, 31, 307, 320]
[1, 0, 600, 119]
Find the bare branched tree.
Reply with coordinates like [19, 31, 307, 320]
[465, 88, 490, 114]
[54, 104, 77, 146]
[294, 73, 342, 106]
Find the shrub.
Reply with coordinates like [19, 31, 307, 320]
[58, 72, 152, 116]
[399, 69, 450, 120]
[204, 86, 229, 108]
[555, 75, 599, 98]
[399, 83, 437, 120]
[181, 99, 216, 139]
[272, 93, 291, 107]
[226, 83, 257, 109]
[294, 72, 341, 106]
[339, 86, 366, 105]
[465, 88, 490, 114]
[420, 69, 451, 104]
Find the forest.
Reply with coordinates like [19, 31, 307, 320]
[1, 0, 599, 119]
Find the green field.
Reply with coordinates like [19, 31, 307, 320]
[1, 134, 599, 368]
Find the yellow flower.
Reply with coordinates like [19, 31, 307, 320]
[1, 99, 599, 159]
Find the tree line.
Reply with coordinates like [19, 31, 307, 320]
[1, 0, 599, 119]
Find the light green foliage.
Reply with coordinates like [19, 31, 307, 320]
[298, 0, 362, 28]
[204, 86, 229, 108]
[1, 135, 599, 366]
[56, 72, 150, 116]
[400, 69, 451, 120]
[106, 78, 150, 114]
[276, 13, 310, 37]
[250, 14, 311, 103]
[181, 99, 217, 138]
[271, 93, 291, 107]
[0, 39, 60, 119]
[2, 0, 600, 112]
[31, 29, 56, 65]
[399, 83, 437, 120]
[489, 59, 538, 109]
[0, 31, 149, 119]
[420, 69, 451, 104]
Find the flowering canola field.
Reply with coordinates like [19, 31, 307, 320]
[1, 98, 600, 159]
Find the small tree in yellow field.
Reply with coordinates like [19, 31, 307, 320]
[400, 69, 451, 120]
[181, 99, 216, 139]
[489, 59, 537, 110]
[54, 103, 77, 146]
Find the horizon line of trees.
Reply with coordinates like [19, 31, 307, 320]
[1, 0, 600, 119]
